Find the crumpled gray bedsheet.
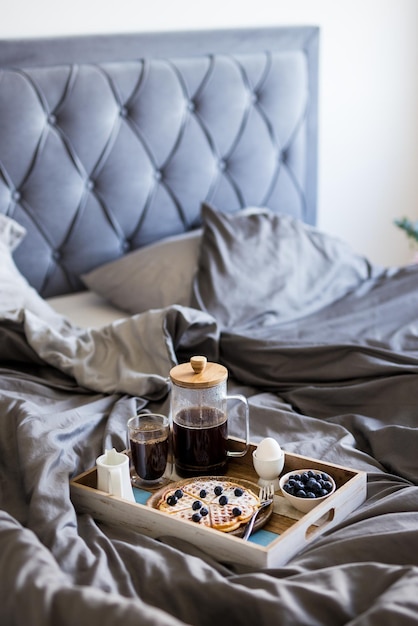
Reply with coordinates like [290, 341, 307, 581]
[1, 268, 418, 625]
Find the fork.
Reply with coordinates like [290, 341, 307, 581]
[242, 497, 273, 540]
[242, 483, 275, 541]
[259, 483, 275, 501]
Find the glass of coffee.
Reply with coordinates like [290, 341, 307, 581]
[127, 413, 171, 487]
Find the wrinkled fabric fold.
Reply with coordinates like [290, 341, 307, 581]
[1, 290, 418, 625]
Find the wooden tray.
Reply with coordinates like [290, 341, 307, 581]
[70, 440, 367, 568]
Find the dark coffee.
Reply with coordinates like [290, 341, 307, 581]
[173, 406, 228, 477]
[130, 436, 168, 481]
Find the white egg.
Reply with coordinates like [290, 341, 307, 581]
[255, 437, 282, 460]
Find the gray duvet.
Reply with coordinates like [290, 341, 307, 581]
[1, 259, 418, 624]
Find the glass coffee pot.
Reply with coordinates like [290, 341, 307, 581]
[170, 356, 250, 477]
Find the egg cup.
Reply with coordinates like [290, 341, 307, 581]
[252, 450, 285, 490]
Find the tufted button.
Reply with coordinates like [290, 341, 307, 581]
[154, 170, 162, 182]
[187, 100, 195, 112]
[52, 250, 61, 262]
[48, 114, 57, 125]
[250, 92, 258, 104]
[218, 159, 226, 172]
[86, 179, 94, 191]
[120, 106, 128, 118]
[280, 149, 288, 164]
[12, 190, 21, 202]
[121, 240, 130, 253]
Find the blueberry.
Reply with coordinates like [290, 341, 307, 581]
[232, 507, 242, 517]
[174, 489, 183, 499]
[319, 489, 328, 497]
[306, 491, 316, 499]
[200, 507, 209, 516]
[323, 481, 333, 492]
[321, 473, 329, 481]
[295, 489, 307, 498]
[301, 472, 310, 482]
[214, 485, 223, 496]
[167, 495, 177, 506]
[199, 489, 207, 498]
[219, 495, 228, 506]
[234, 488, 243, 497]
[307, 470, 315, 478]
[306, 478, 321, 493]
[283, 483, 294, 495]
[192, 500, 202, 510]
[191, 513, 201, 523]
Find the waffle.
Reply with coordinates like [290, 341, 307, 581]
[155, 477, 260, 533]
[158, 491, 197, 514]
[169, 506, 212, 527]
[179, 478, 220, 502]
[216, 484, 259, 508]
[209, 502, 255, 532]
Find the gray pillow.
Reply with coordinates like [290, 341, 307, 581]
[191, 204, 376, 329]
[0, 215, 64, 323]
[82, 229, 202, 314]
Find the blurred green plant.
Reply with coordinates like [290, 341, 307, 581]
[394, 217, 418, 246]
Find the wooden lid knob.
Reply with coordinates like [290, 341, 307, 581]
[190, 356, 207, 374]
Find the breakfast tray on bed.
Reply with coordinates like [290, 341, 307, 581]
[70, 440, 367, 568]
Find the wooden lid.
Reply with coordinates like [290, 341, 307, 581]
[169, 356, 228, 389]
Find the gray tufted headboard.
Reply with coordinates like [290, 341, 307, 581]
[0, 27, 319, 297]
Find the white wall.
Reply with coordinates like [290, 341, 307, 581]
[2, 0, 418, 266]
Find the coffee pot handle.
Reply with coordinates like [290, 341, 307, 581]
[226, 394, 250, 458]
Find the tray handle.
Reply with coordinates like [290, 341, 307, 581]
[305, 507, 335, 540]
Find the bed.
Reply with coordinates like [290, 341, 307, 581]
[1, 26, 417, 625]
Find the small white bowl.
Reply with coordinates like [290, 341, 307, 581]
[279, 468, 336, 513]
